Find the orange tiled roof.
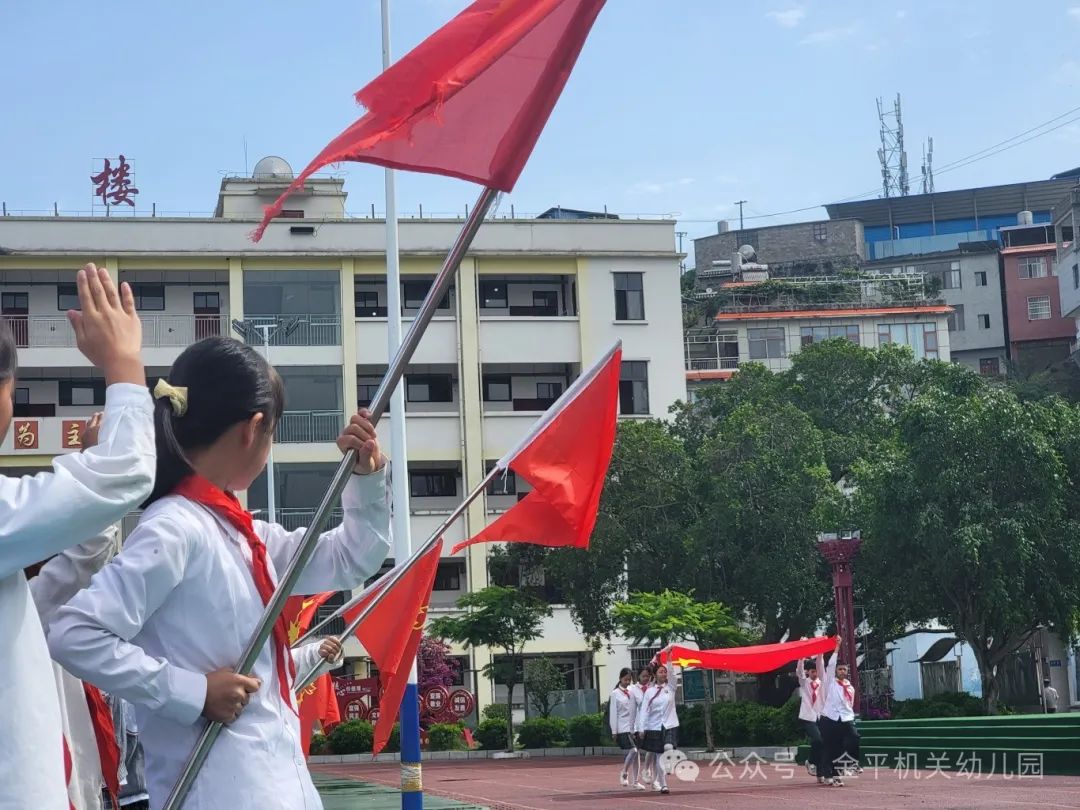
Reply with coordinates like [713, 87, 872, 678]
[713, 305, 953, 322]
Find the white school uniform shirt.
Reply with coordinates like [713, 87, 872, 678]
[49, 469, 391, 810]
[820, 654, 856, 723]
[635, 681, 678, 733]
[609, 686, 638, 736]
[795, 654, 826, 722]
[0, 383, 154, 810]
[30, 525, 123, 810]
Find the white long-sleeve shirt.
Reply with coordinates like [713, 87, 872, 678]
[30, 526, 123, 810]
[49, 470, 392, 810]
[0, 384, 154, 810]
[635, 680, 679, 733]
[795, 653, 826, 722]
[290, 641, 343, 688]
[609, 686, 638, 735]
[820, 653, 856, 723]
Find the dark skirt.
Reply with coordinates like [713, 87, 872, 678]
[616, 732, 636, 750]
[641, 729, 665, 753]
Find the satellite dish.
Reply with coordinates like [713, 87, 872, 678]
[252, 156, 294, 179]
[738, 245, 757, 263]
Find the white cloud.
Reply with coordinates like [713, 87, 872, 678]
[895, 9, 907, 19]
[800, 25, 859, 45]
[1068, 6, 1080, 20]
[629, 177, 695, 195]
[766, 8, 806, 28]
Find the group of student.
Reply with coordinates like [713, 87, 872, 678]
[608, 663, 680, 794]
[2, 265, 394, 809]
[795, 642, 861, 787]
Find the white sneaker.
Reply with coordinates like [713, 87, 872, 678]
[633, 782, 648, 791]
[653, 781, 663, 792]
[619, 773, 629, 787]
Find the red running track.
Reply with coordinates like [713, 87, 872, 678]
[313, 756, 1080, 809]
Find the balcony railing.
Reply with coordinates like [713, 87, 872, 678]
[685, 356, 739, 371]
[241, 315, 341, 347]
[276, 508, 345, 532]
[8, 315, 227, 349]
[275, 410, 344, 443]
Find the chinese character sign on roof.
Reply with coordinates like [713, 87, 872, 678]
[91, 155, 139, 207]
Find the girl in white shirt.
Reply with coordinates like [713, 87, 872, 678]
[51, 336, 392, 810]
[609, 668, 644, 790]
[793, 654, 825, 781]
[628, 667, 653, 784]
[0, 266, 155, 810]
[635, 664, 678, 794]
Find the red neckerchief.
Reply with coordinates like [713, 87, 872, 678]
[617, 687, 630, 699]
[810, 679, 819, 704]
[839, 679, 854, 707]
[83, 684, 120, 808]
[174, 475, 297, 715]
[647, 684, 666, 709]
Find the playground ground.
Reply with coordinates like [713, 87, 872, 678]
[311, 755, 1080, 809]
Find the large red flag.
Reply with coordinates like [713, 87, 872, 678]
[253, 0, 606, 241]
[658, 637, 838, 675]
[298, 673, 342, 758]
[283, 592, 336, 646]
[452, 343, 621, 554]
[342, 540, 443, 754]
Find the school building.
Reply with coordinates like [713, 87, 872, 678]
[0, 157, 687, 719]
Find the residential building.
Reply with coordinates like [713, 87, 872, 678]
[0, 157, 686, 718]
[684, 271, 951, 395]
[1052, 185, 1080, 343]
[866, 243, 1006, 375]
[999, 220, 1075, 370]
[693, 218, 865, 281]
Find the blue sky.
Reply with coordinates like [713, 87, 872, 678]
[3, 1, 1080, 261]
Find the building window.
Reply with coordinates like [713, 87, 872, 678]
[536, 382, 563, 402]
[812, 222, 828, 242]
[877, 322, 939, 360]
[978, 314, 991, 329]
[946, 262, 962, 290]
[409, 470, 457, 498]
[403, 280, 450, 311]
[531, 290, 559, 316]
[1, 292, 28, 313]
[1018, 256, 1048, 279]
[619, 361, 650, 415]
[130, 283, 165, 311]
[357, 383, 379, 408]
[405, 374, 453, 403]
[979, 357, 1001, 376]
[57, 284, 81, 311]
[59, 380, 106, 407]
[482, 374, 512, 402]
[800, 325, 860, 346]
[486, 466, 517, 496]
[479, 280, 508, 309]
[354, 290, 383, 316]
[748, 327, 786, 360]
[433, 563, 462, 592]
[975, 271, 988, 287]
[613, 273, 645, 321]
[947, 304, 965, 332]
[14, 387, 29, 405]
[630, 647, 662, 674]
[1027, 296, 1052, 321]
[1073, 264, 1079, 290]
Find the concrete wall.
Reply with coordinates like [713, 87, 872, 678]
[694, 219, 865, 274]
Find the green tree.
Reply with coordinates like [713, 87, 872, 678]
[524, 657, 567, 719]
[428, 586, 551, 749]
[854, 386, 1080, 712]
[612, 590, 743, 752]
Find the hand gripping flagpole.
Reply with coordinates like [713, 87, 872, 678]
[161, 186, 499, 810]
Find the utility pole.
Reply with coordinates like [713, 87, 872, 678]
[733, 200, 747, 230]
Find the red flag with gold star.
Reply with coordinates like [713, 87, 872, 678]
[658, 637, 837, 674]
[282, 592, 336, 646]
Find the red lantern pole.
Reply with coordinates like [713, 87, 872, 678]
[818, 531, 862, 713]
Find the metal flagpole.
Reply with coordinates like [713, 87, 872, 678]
[379, 3, 422, 806]
[293, 466, 502, 693]
[161, 185, 497, 810]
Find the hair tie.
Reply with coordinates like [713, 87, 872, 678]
[153, 379, 188, 417]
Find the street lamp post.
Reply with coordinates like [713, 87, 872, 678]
[817, 530, 862, 713]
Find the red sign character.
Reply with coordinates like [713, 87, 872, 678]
[14, 420, 38, 450]
[91, 155, 139, 207]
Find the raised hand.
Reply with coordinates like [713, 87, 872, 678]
[67, 264, 144, 386]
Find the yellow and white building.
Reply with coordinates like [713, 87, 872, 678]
[0, 158, 686, 716]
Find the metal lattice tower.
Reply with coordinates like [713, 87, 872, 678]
[921, 136, 935, 195]
[877, 93, 910, 198]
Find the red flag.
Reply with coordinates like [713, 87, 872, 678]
[82, 684, 120, 809]
[283, 592, 336, 646]
[342, 540, 443, 754]
[658, 637, 838, 675]
[253, 0, 606, 241]
[298, 673, 342, 758]
[452, 343, 621, 554]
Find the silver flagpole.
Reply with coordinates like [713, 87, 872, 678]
[293, 465, 501, 693]
[161, 186, 498, 810]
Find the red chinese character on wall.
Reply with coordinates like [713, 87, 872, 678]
[14, 420, 39, 450]
[62, 420, 85, 450]
[91, 155, 139, 207]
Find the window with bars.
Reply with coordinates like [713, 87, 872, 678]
[812, 222, 828, 242]
[630, 647, 662, 674]
[1027, 296, 1051, 321]
[1018, 256, 1048, 279]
